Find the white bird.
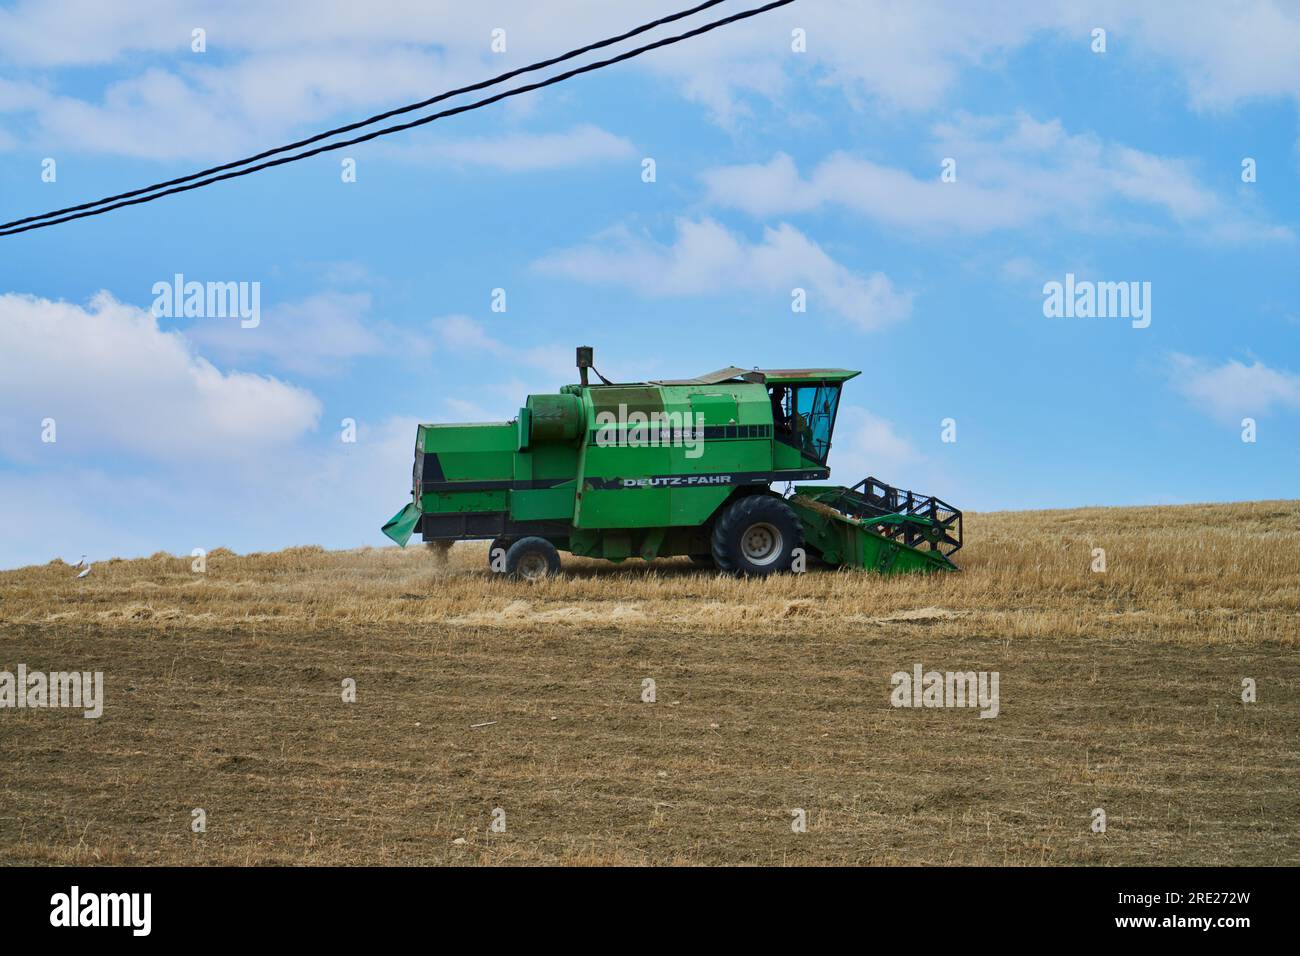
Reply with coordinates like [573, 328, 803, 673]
[73, 554, 87, 569]
[76, 564, 92, 579]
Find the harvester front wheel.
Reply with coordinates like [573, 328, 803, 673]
[505, 537, 561, 581]
[711, 495, 804, 576]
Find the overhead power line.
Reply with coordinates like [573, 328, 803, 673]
[1, 0, 730, 232]
[1, 0, 796, 238]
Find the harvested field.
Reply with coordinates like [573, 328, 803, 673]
[1, 500, 1297, 865]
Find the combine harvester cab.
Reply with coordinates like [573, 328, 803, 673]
[382, 348, 962, 578]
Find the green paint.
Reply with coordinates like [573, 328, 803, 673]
[381, 502, 422, 547]
[382, 365, 960, 574]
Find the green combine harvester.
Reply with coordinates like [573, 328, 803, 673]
[383, 347, 962, 579]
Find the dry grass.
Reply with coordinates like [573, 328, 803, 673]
[0, 500, 1297, 865]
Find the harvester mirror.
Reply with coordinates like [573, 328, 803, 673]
[576, 346, 593, 386]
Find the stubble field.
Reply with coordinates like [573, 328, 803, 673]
[1, 499, 1297, 865]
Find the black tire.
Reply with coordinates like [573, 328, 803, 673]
[504, 537, 561, 581]
[487, 537, 513, 573]
[711, 495, 804, 576]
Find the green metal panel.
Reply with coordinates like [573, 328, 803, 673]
[588, 385, 665, 416]
[421, 490, 508, 514]
[516, 407, 531, 450]
[773, 439, 809, 470]
[511, 485, 577, 521]
[579, 442, 674, 527]
[421, 421, 515, 480]
[530, 441, 579, 481]
[689, 391, 737, 424]
[512, 449, 532, 484]
[575, 381, 776, 529]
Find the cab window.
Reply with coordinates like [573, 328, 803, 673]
[770, 383, 841, 464]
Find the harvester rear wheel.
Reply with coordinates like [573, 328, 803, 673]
[505, 537, 561, 581]
[711, 495, 803, 576]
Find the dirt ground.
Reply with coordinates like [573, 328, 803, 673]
[1, 500, 1297, 865]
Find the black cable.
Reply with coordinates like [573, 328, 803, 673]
[0, 0, 730, 232]
[1, 0, 795, 238]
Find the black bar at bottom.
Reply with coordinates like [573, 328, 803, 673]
[0, 866, 1283, 941]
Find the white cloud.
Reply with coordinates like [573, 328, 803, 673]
[533, 217, 913, 332]
[185, 291, 432, 376]
[428, 320, 718, 410]
[294, 415, 425, 525]
[0, 413, 424, 569]
[999, 256, 1041, 282]
[385, 124, 635, 171]
[702, 150, 1028, 232]
[0, 292, 320, 465]
[703, 115, 1290, 241]
[646, 0, 1300, 119]
[18, 48, 479, 160]
[0, 291, 478, 568]
[0, 2, 976, 152]
[0, 53, 633, 164]
[561, 1, 1300, 125]
[0, 77, 50, 111]
[827, 405, 923, 485]
[0, 2, 654, 160]
[0, 1, 648, 66]
[1170, 354, 1300, 423]
[31, 68, 243, 160]
[5, 1, 1300, 159]
[820, 405, 972, 513]
[435, 314, 508, 355]
[432, 315, 574, 384]
[1113, 1, 1300, 111]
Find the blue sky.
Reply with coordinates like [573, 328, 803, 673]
[1, 0, 1298, 568]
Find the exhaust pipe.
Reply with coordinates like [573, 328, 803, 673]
[576, 345, 593, 387]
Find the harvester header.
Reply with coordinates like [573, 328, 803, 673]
[383, 347, 961, 579]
